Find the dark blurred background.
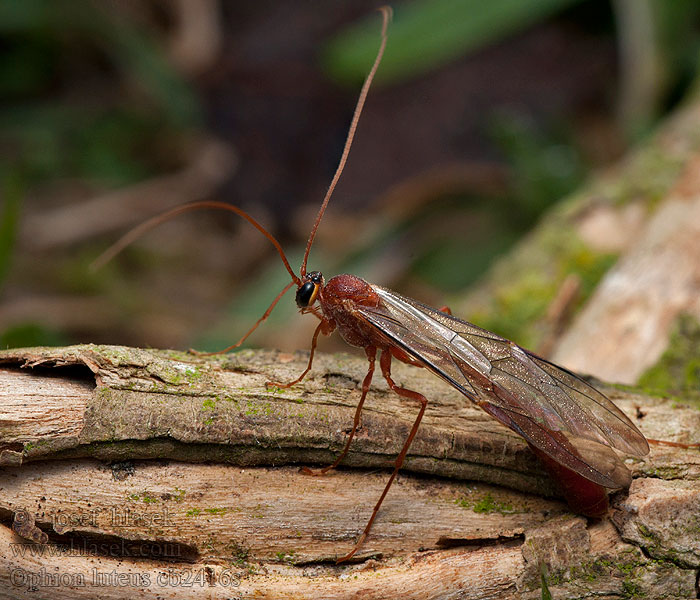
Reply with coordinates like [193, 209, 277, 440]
[2, 0, 700, 355]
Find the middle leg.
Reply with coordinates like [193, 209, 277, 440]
[303, 345, 377, 475]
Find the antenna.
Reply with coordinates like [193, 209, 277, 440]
[300, 6, 392, 277]
[91, 201, 300, 285]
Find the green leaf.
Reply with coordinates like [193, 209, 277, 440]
[0, 0, 200, 127]
[324, 0, 582, 86]
[540, 562, 553, 600]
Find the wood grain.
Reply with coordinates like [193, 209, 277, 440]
[0, 345, 698, 598]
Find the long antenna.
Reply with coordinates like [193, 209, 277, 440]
[91, 200, 301, 285]
[300, 6, 392, 277]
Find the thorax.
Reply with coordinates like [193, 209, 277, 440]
[318, 274, 385, 349]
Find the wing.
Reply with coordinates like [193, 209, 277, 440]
[357, 286, 649, 489]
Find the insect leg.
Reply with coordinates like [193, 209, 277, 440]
[438, 305, 452, 315]
[266, 317, 332, 388]
[303, 346, 377, 476]
[190, 280, 295, 356]
[304, 305, 325, 321]
[337, 348, 427, 563]
[647, 439, 700, 448]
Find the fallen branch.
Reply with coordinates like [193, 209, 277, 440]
[0, 344, 698, 598]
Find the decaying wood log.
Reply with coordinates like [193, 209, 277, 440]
[0, 344, 698, 599]
[454, 92, 700, 389]
[551, 155, 700, 384]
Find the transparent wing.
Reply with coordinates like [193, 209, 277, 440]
[357, 286, 649, 489]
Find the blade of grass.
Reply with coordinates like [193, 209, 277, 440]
[0, 0, 200, 127]
[324, 0, 581, 86]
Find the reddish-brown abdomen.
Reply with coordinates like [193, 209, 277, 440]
[528, 443, 609, 517]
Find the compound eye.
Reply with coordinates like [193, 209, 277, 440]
[296, 281, 319, 308]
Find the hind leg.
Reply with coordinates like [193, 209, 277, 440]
[337, 348, 427, 562]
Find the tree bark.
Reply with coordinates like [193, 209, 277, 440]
[0, 344, 698, 599]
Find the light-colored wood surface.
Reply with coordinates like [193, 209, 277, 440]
[0, 345, 698, 598]
[552, 155, 700, 383]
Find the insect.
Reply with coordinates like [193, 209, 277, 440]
[95, 7, 649, 562]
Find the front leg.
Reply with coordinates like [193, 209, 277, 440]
[266, 317, 334, 389]
[191, 280, 296, 355]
